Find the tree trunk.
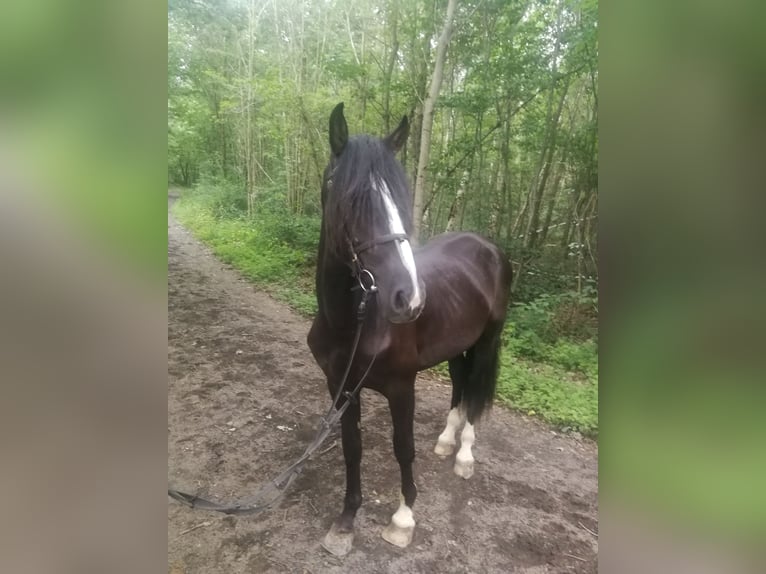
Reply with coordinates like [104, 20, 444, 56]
[383, 0, 399, 132]
[538, 157, 565, 246]
[445, 169, 470, 232]
[499, 101, 513, 247]
[524, 80, 569, 251]
[560, 184, 582, 259]
[412, 0, 457, 240]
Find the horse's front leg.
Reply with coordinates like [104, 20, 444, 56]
[321, 393, 362, 556]
[382, 381, 417, 548]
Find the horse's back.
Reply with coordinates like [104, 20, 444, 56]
[416, 232, 511, 317]
[413, 232, 511, 368]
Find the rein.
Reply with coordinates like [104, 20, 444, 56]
[167, 268, 379, 516]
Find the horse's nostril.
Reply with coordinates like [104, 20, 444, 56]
[393, 290, 408, 311]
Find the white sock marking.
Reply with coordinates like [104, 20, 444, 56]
[373, 175, 422, 310]
[437, 407, 462, 447]
[391, 501, 415, 529]
[456, 422, 475, 467]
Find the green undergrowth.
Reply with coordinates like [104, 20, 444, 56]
[172, 183, 598, 437]
[172, 184, 319, 315]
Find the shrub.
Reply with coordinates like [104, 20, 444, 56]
[547, 339, 598, 377]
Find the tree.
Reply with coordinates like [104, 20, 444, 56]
[167, 0, 599, 300]
[412, 0, 457, 240]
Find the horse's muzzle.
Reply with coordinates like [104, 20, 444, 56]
[388, 281, 426, 324]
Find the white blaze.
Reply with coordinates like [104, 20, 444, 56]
[373, 175, 422, 310]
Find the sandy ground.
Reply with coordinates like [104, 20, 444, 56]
[167, 198, 598, 573]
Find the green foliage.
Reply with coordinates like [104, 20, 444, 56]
[172, 184, 319, 315]
[499, 293, 598, 433]
[255, 187, 322, 257]
[547, 338, 597, 378]
[190, 176, 249, 216]
[495, 352, 598, 436]
[509, 288, 598, 345]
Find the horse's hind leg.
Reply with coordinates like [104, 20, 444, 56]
[434, 354, 469, 456]
[453, 413, 476, 479]
[447, 352, 475, 478]
[382, 381, 417, 548]
[454, 319, 504, 479]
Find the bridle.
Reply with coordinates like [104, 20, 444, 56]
[347, 232, 408, 293]
[351, 232, 409, 258]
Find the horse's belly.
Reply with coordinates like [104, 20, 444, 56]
[415, 304, 489, 370]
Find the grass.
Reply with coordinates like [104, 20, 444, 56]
[172, 186, 319, 315]
[172, 183, 598, 437]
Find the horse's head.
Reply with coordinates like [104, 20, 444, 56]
[322, 102, 426, 324]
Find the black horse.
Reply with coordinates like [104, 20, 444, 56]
[307, 103, 512, 555]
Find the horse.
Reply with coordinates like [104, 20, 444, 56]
[307, 103, 512, 555]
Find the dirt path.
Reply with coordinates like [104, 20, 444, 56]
[167, 200, 598, 574]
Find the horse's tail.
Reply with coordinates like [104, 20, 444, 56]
[463, 318, 505, 423]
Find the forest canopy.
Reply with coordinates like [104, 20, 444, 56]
[168, 0, 598, 302]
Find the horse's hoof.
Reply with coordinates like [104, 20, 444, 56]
[453, 457, 474, 479]
[434, 439, 455, 457]
[382, 522, 414, 548]
[321, 522, 354, 556]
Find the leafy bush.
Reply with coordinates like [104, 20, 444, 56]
[547, 339, 598, 378]
[499, 290, 598, 434]
[495, 353, 598, 436]
[510, 289, 597, 343]
[193, 176, 249, 217]
[550, 285, 598, 341]
[504, 321, 549, 362]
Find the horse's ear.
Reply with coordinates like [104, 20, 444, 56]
[329, 102, 348, 156]
[384, 114, 409, 153]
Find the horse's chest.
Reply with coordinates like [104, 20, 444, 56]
[307, 319, 357, 377]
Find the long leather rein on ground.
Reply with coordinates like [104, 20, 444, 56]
[167, 260, 379, 516]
